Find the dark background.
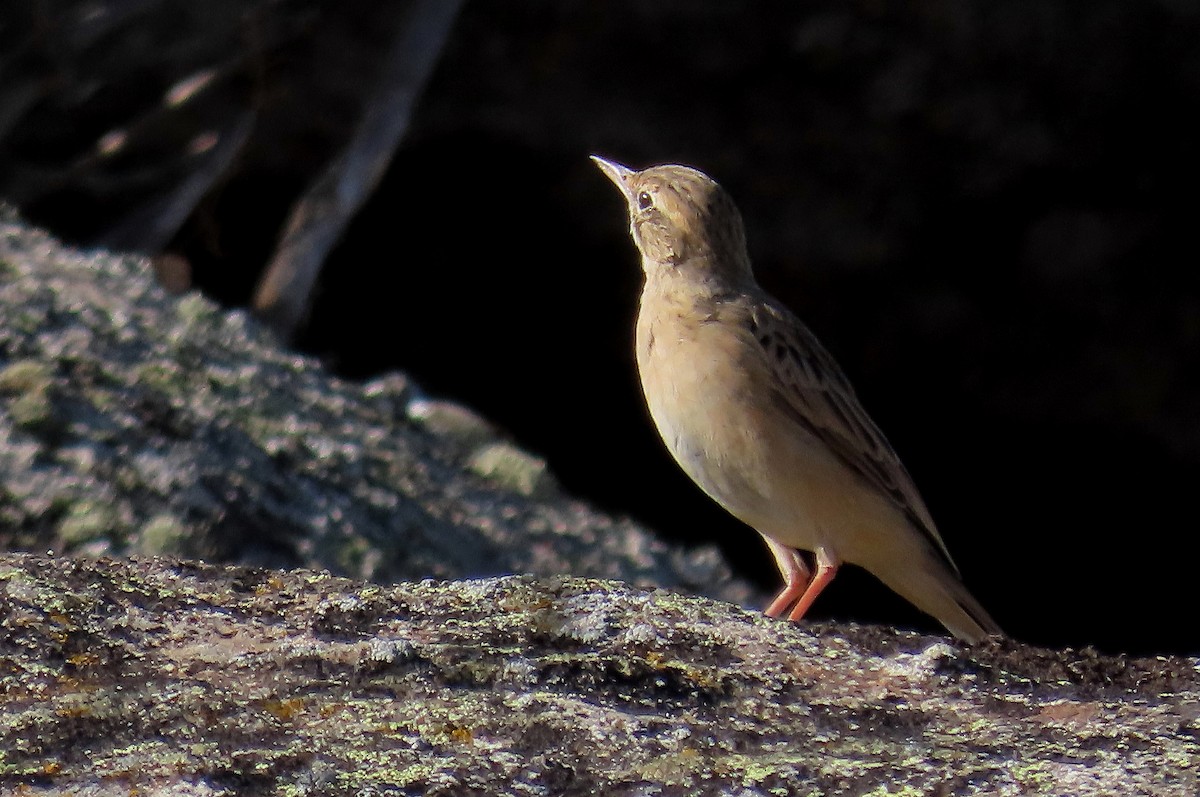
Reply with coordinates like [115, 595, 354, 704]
[2, 1, 1198, 655]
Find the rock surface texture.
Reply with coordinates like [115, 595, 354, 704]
[1, 553, 1197, 796]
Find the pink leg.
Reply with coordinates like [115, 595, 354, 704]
[762, 536, 811, 618]
[786, 546, 840, 622]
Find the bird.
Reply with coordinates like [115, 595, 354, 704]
[591, 155, 1002, 643]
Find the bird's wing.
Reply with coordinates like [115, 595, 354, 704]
[748, 299, 958, 573]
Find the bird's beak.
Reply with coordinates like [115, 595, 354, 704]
[590, 155, 638, 204]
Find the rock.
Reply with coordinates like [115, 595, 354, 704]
[0, 207, 755, 608]
[0, 553, 1196, 796]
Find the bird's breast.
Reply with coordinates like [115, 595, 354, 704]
[635, 297, 784, 519]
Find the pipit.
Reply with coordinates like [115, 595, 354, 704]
[592, 155, 1002, 643]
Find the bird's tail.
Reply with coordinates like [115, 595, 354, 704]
[878, 561, 1003, 644]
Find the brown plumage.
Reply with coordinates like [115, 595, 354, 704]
[592, 155, 1002, 643]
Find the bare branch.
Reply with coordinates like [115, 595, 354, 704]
[252, 0, 465, 340]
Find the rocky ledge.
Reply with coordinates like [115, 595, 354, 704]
[1, 553, 1197, 796]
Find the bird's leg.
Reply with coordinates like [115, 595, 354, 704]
[763, 536, 811, 617]
[786, 546, 840, 622]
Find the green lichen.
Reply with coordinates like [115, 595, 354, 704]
[57, 501, 118, 546]
[406, 399, 496, 447]
[174, 293, 216, 327]
[1008, 761, 1057, 791]
[0, 359, 53, 394]
[134, 362, 187, 395]
[8, 390, 54, 433]
[137, 513, 189, 555]
[467, 442, 554, 497]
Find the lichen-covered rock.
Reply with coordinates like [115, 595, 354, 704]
[0, 208, 754, 607]
[0, 554, 1196, 796]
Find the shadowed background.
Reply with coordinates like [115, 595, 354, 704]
[2, 0, 1197, 654]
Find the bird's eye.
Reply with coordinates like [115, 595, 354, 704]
[637, 191, 653, 210]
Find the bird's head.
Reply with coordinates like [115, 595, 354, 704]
[591, 156, 751, 281]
